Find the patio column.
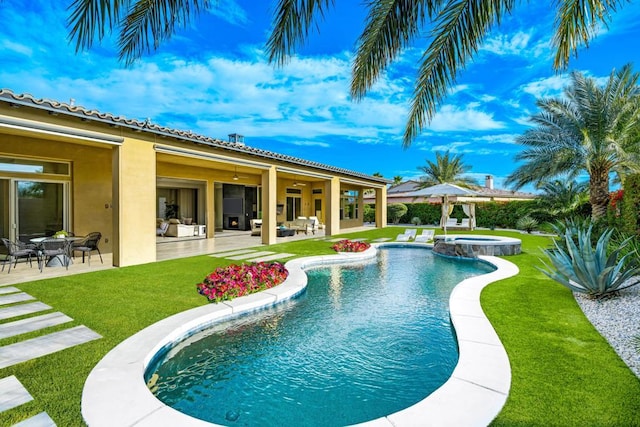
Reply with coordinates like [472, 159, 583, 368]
[375, 185, 387, 228]
[112, 138, 156, 266]
[261, 166, 277, 245]
[325, 177, 340, 236]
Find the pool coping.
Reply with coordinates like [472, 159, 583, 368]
[81, 244, 519, 427]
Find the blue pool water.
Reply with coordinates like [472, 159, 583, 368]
[147, 247, 495, 426]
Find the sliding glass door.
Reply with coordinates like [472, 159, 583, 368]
[16, 181, 67, 241]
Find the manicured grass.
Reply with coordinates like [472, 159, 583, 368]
[0, 228, 638, 426]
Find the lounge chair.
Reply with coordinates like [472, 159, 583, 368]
[396, 233, 412, 242]
[404, 229, 418, 238]
[250, 219, 262, 236]
[396, 229, 417, 241]
[445, 218, 458, 228]
[414, 229, 435, 243]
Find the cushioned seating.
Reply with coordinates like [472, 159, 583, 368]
[286, 218, 313, 234]
[165, 219, 196, 237]
[250, 219, 262, 236]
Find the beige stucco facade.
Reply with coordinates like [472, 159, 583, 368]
[0, 91, 389, 267]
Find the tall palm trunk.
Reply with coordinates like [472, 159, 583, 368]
[589, 169, 610, 221]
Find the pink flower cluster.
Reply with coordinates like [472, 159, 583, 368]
[197, 262, 289, 303]
[331, 239, 371, 253]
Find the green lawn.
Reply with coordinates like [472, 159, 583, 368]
[1, 228, 638, 426]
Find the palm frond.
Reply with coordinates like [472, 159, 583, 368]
[67, 0, 127, 52]
[403, 0, 515, 147]
[266, 0, 334, 66]
[118, 0, 209, 65]
[552, 0, 623, 70]
[350, 0, 434, 101]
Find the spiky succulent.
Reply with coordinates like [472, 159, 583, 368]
[539, 225, 640, 298]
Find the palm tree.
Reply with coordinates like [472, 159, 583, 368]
[393, 175, 403, 185]
[417, 150, 477, 188]
[534, 179, 589, 218]
[505, 64, 640, 221]
[66, 1, 628, 147]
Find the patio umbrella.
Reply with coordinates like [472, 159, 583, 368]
[413, 183, 479, 232]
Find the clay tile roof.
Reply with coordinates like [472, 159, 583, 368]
[0, 89, 391, 185]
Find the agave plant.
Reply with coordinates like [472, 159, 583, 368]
[539, 226, 640, 298]
[516, 215, 538, 233]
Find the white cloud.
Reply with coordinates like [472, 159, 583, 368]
[428, 105, 505, 132]
[481, 31, 532, 56]
[208, 0, 249, 26]
[520, 74, 569, 98]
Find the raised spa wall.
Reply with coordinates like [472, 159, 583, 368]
[433, 235, 522, 258]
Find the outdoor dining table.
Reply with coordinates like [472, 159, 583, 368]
[29, 236, 82, 267]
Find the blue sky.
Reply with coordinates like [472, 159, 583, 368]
[1, 1, 640, 191]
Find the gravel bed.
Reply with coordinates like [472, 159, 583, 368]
[574, 280, 640, 378]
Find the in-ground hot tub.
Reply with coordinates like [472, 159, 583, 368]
[433, 234, 521, 258]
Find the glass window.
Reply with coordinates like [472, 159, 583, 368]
[0, 157, 69, 175]
[340, 190, 359, 220]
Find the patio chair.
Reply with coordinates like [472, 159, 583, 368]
[39, 237, 73, 271]
[404, 229, 418, 238]
[72, 232, 103, 266]
[396, 233, 412, 242]
[1, 238, 39, 273]
[250, 219, 262, 236]
[414, 229, 435, 243]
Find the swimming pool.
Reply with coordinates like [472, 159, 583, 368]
[82, 243, 519, 426]
[146, 247, 495, 426]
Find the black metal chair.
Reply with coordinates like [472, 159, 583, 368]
[72, 232, 103, 266]
[39, 238, 73, 271]
[1, 238, 39, 273]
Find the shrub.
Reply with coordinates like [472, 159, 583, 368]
[331, 239, 371, 253]
[539, 226, 640, 298]
[410, 216, 422, 225]
[621, 174, 640, 235]
[363, 204, 376, 223]
[197, 262, 289, 303]
[516, 215, 538, 233]
[387, 203, 408, 224]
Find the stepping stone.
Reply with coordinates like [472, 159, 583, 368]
[372, 238, 392, 242]
[0, 376, 33, 412]
[0, 302, 51, 321]
[351, 238, 369, 242]
[247, 253, 295, 262]
[0, 293, 35, 306]
[226, 251, 275, 261]
[328, 238, 348, 242]
[0, 312, 73, 340]
[13, 412, 56, 427]
[209, 249, 257, 258]
[0, 325, 102, 369]
[0, 286, 21, 295]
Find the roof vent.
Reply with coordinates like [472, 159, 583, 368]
[228, 133, 245, 145]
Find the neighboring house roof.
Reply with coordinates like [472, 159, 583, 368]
[369, 180, 536, 202]
[0, 89, 391, 185]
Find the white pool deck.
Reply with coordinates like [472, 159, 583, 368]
[82, 243, 519, 427]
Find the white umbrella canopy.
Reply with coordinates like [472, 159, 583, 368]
[415, 183, 479, 230]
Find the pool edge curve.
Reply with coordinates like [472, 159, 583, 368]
[81, 245, 518, 427]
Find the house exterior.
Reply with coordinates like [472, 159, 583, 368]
[0, 89, 390, 267]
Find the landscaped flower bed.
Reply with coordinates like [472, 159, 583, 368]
[197, 262, 289, 303]
[331, 239, 371, 253]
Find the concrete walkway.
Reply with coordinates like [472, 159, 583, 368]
[0, 285, 102, 426]
[0, 376, 56, 426]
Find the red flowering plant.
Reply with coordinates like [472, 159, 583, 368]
[197, 262, 289, 303]
[331, 239, 371, 253]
